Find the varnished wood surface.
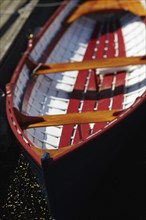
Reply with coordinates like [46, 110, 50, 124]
[34, 56, 146, 74]
[14, 108, 119, 129]
[67, 0, 146, 23]
[31, 145, 72, 158]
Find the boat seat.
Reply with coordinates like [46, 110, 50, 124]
[67, 0, 146, 23]
[14, 107, 119, 128]
[33, 56, 146, 75]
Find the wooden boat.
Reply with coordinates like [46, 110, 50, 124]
[5, 0, 146, 219]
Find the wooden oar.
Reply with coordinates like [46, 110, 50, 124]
[34, 56, 146, 75]
[13, 108, 121, 129]
[67, 0, 146, 23]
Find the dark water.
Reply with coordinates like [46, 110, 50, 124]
[0, 152, 52, 220]
[82, 127, 146, 220]
[0, 126, 146, 220]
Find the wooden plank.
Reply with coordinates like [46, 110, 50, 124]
[59, 22, 102, 148]
[0, 0, 39, 61]
[72, 23, 107, 143]
[34, 56, 146, 74]
[14, 108, 120, 129]
[67, 0, 146, 23]
[31, 144, 71, 158]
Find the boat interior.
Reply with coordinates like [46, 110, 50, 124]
[6, 0, 146, 160]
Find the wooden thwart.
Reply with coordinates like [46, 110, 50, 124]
[67, 0, 146, 23]
[14, 108, 121, 129]
[34, 56, 146, 75]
